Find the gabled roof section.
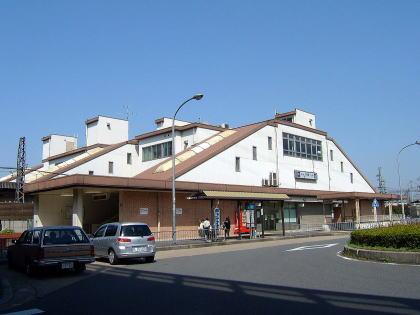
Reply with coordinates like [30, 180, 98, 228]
[42, 143, 109, 163]
[135, 123, 227, 140]
[273, 119, 327, 136]
[327, 137, 378, 193]
[135, 121, 270, 180]
[29, 141, 129, 183]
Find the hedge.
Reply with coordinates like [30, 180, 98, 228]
[350, 224, 420, 250]
[0, 229, 15, 234]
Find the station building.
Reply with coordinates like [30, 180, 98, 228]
[0, 109, 397, 234]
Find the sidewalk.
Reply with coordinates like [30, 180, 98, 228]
[156, 231, 349, 251]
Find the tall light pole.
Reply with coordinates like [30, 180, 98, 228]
[172, 94, 204, 243]
[397, 141, 420, 220]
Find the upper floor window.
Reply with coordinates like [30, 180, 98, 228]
[350, 172, 354, 184]
[340, 162, 344, 173]
[330, 150, 333, 161]
[282, 133, 322, 161]
[127, 153, 132, 165]
[142, 141, 172, 162]
[268, 137, 273, 150]
[184, 140, 189, 150]
[252, 146, 257, 161]
[235, 157, 241, 172]
[108, 161, 114, 174]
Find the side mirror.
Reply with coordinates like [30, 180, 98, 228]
[12, 239, 17, 244]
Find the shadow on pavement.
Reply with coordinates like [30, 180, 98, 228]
[8, 263, 420, 315]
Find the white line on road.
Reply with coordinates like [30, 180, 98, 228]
[3, 308, 44, 315]
[285, 243, 339, 252]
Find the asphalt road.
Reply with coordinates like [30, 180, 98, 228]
[3, 235, 420, 315]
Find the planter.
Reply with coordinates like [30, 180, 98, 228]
[343, 245, 420, 265]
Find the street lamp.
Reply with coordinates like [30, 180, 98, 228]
[172, 94, 204, 243]
[397, 141, 420, 220]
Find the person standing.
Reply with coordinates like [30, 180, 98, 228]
[203, 218, 211, 242]
[223, 217, 231, 240]
[198, 219, 204, 238]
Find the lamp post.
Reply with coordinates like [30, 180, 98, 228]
[172, 94, 204, 243]
[397, 141, 420, 220]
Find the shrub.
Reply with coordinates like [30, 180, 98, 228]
[350, 224, 420, 250]
[0, 228, 15, 235]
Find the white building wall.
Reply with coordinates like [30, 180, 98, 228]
[178, 124, 375, 193]
[86, 116, 128, 146]
[42, 135, 77, 160]
[293, 109, 316, 129]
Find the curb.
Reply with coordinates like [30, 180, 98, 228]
[157, 232, 336, 251]
[0, 278, 13, 306]
[342, 245, 420, 265]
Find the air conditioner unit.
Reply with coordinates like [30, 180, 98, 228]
[262, 179, 269, 186]
[269, 172, 278, 187]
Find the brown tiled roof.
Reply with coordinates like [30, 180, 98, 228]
[32, 141, 129, 183]
[23, 174, 397, 201]
[273, 119, 327, 136]
[42, 143, 109, 163]
[135, 122, 268, 180]
[275, 110, 296, 119]
[1, 164, 43, 183]
[135, 123, 226, 141]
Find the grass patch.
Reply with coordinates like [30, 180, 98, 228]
[350, 223, 420, 250]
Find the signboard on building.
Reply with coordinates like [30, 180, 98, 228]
[294, 170, 318, 181]
[372, 199, 379, 208]
[214, 207, 221, 229]
[175, 208, 183, 215]
[139, 208, 149, 215]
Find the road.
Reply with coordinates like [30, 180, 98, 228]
[2, 235, 420, 315]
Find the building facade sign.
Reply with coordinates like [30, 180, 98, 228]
[294, 170, 318, 181]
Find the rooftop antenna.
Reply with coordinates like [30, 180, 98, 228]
[122, 105, 133, 121]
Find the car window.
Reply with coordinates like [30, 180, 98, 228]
[120, 225, 152, 237]
[32, 230, 41, 245]
[17, 231, 27, 244]
[105, 225, 118, 237]
[43, 228, 90, 245]
[23, 231, 33, 244]
[94, 226, 107, 238]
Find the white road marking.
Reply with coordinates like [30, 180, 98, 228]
[285, 243, 339, 252]
[3, 309, 44, 315]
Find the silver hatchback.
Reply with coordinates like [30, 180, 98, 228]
[92, 222, 156, 265]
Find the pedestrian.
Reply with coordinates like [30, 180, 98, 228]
[223, 217, 231, 240]
[198, 219, 204, 238]
[203, 218, 211, 242]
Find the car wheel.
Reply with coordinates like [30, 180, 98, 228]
[108, 249, 119, 265]
[76, 264, 86, 273]
[145, 256, 155, 263]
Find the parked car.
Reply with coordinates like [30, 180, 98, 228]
[92, 222, 156, 265]
[7, 226, 95, 275]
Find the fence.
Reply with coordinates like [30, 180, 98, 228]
[153, 228, 226, 246]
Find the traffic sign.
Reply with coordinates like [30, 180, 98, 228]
[372, 198, 379, 208]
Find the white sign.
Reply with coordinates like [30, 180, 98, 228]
[139, 208, 149, 215]
[175, 208, 183, 215]
[285, 243, 338, 252]
[294, 170, 318, 181]
[214, 208, 221, 229]
[372, 198, 380, 208]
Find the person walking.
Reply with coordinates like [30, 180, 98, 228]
[223, 217, 231, 240]
[198, 219, 204, 238]
[203, 218, 211, 242]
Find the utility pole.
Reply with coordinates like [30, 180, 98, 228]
[376, 167, 387, 194]
[15, 137, 26, 203]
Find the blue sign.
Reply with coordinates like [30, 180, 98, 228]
[214, 207, 221, 229]
[372, 199, 379, 208]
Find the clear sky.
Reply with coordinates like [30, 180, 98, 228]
[0, 0, 419, 191]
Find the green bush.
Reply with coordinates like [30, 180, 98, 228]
[0, 228, 15, 234]
[350, 224, 420, 250]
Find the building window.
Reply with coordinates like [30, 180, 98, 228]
[88, 171, 94, 175]
[350, 172, 353, 184]
[330, 150, 333, 161]
[142, 141, 173, 162]
[235, 157, 240, 172]
[108, 162, 114, 174]
[184, 140, 188, 150]
[341, 162, 344, 173]
[127, 153, 132, 165]
[268, 137, 273, 150]
[252, 146, 257, 161]
[107, 122, 111, 130]
[282, 133, 322, 161]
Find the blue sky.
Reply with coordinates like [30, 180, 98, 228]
[0, 0, 419, 190]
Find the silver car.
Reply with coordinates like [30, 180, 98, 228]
[92, 222, 156, 265]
